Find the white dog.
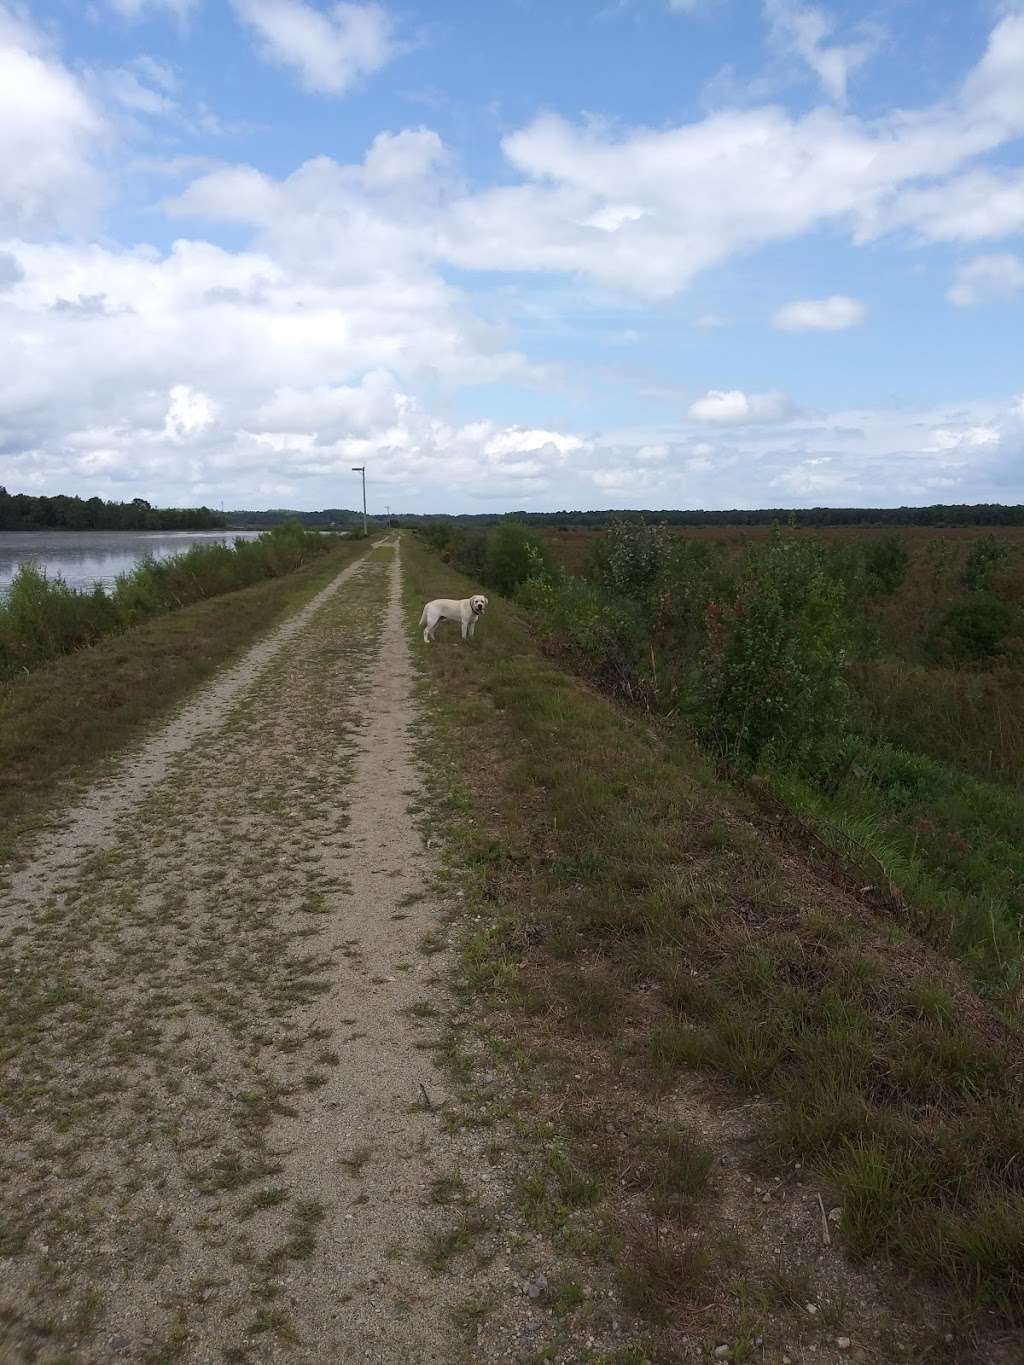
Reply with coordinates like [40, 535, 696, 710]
[419, 594, 488, 642]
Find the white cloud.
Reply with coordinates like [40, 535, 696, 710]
[687, 441, 715, 471]
[774, 457, 848, 496]
[482, 429, 585, 459]
[0, 218, 544, 513]
[102, 64, 177, 115]
[0, 7, 107, 234]
[230, 0, 397, 95]
[432, 12, 1024, 297]
[164, 384, 216, 440]
[582, 203, 646, 232]
[922, 425, 1000, 455]
[688, 389, 794, 424]
[158, 12, 1024, 303]
[362, 128, 447, 187]
[764, 0, 876, 105]
[947, 252, 1024, 306]
[881, 169, 1024, 244]
[773, 294, 865, 330]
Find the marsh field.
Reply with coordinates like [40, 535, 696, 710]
[542, 522, 1024, 788]
[425, 518, 1024, 1003]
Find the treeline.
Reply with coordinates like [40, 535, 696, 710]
[0, 488, 225, 532]
[216, 503, 1024, 532]
[224, 507, 369, 530]
[399, 503, 1024, 530]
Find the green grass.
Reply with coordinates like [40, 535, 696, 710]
[853, 658, 1024, 788]
[768, 742, 1024, 996]
[403, 534, 1024, 1332]
[0, 538, 364, 866]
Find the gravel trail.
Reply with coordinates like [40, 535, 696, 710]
[0, 539, 509, 1364]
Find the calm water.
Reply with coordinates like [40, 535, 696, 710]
[0, 530, 262, 595]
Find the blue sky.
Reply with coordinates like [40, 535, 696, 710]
[1, 0, 1023, 513]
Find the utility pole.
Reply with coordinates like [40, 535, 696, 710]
[351, 466, 367, 536]
[386, 503, 391, 529]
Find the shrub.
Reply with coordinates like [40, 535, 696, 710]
[961, 535, 1011, 593]
[0, 567, 118, 674]
[931, 594, 1016, 666]
[485, 520, 553, 597]
[587, 519, 671, 598]
[863, 534, 911, 596]
[698, 532, 852, 774]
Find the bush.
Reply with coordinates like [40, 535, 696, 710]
[519, 572, 652, 701]
[699, 532, 852, 774]
[0, 568, 118, 673]
[485, 521, 553, 597]
[961, 535, 1011, 593]
[587, 519, 671, 598]
[863, 534, 910, 596]
[931, 594, 1016, 665]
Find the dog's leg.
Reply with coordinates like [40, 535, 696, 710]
[469, 618, 477, 638]
[461, 618, 469, 640]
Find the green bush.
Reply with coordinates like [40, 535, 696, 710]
[862, 534, 910, 596]
[699, 533, 852, 774]
[931, 594, 1016, 665]
[519, 572, 649, 697]
[961, 535, 1011, 593]
[485, 520, 553, 597]
[0, 568, 118, 672]
[587, 519, 671, 597]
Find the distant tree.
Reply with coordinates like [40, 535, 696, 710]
[0, 486, 225, 532]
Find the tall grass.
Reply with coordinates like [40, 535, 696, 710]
[0, 523, 332, 680]
[854, 659, 1024, 787]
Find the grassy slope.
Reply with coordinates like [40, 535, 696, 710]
[403, 537, 1024, 1354]
[0, 540, 365, 866]
[536, 524, 1024, 1002]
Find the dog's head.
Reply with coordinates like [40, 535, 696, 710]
[471, 595, 488, 616]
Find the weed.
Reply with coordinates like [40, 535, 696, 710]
[338, 1147, 373, 1177]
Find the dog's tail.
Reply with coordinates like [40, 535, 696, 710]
[418, 605, 427, 627]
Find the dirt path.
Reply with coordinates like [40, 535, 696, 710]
[0, 540, 520, 1364]
[1, 549, 370, 925]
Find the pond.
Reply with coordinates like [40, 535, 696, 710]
[0, 530, 262, 595]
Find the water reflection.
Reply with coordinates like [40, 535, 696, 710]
[0, 531, 262, 595]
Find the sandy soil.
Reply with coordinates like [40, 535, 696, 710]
[0, 541, 531, 1364]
